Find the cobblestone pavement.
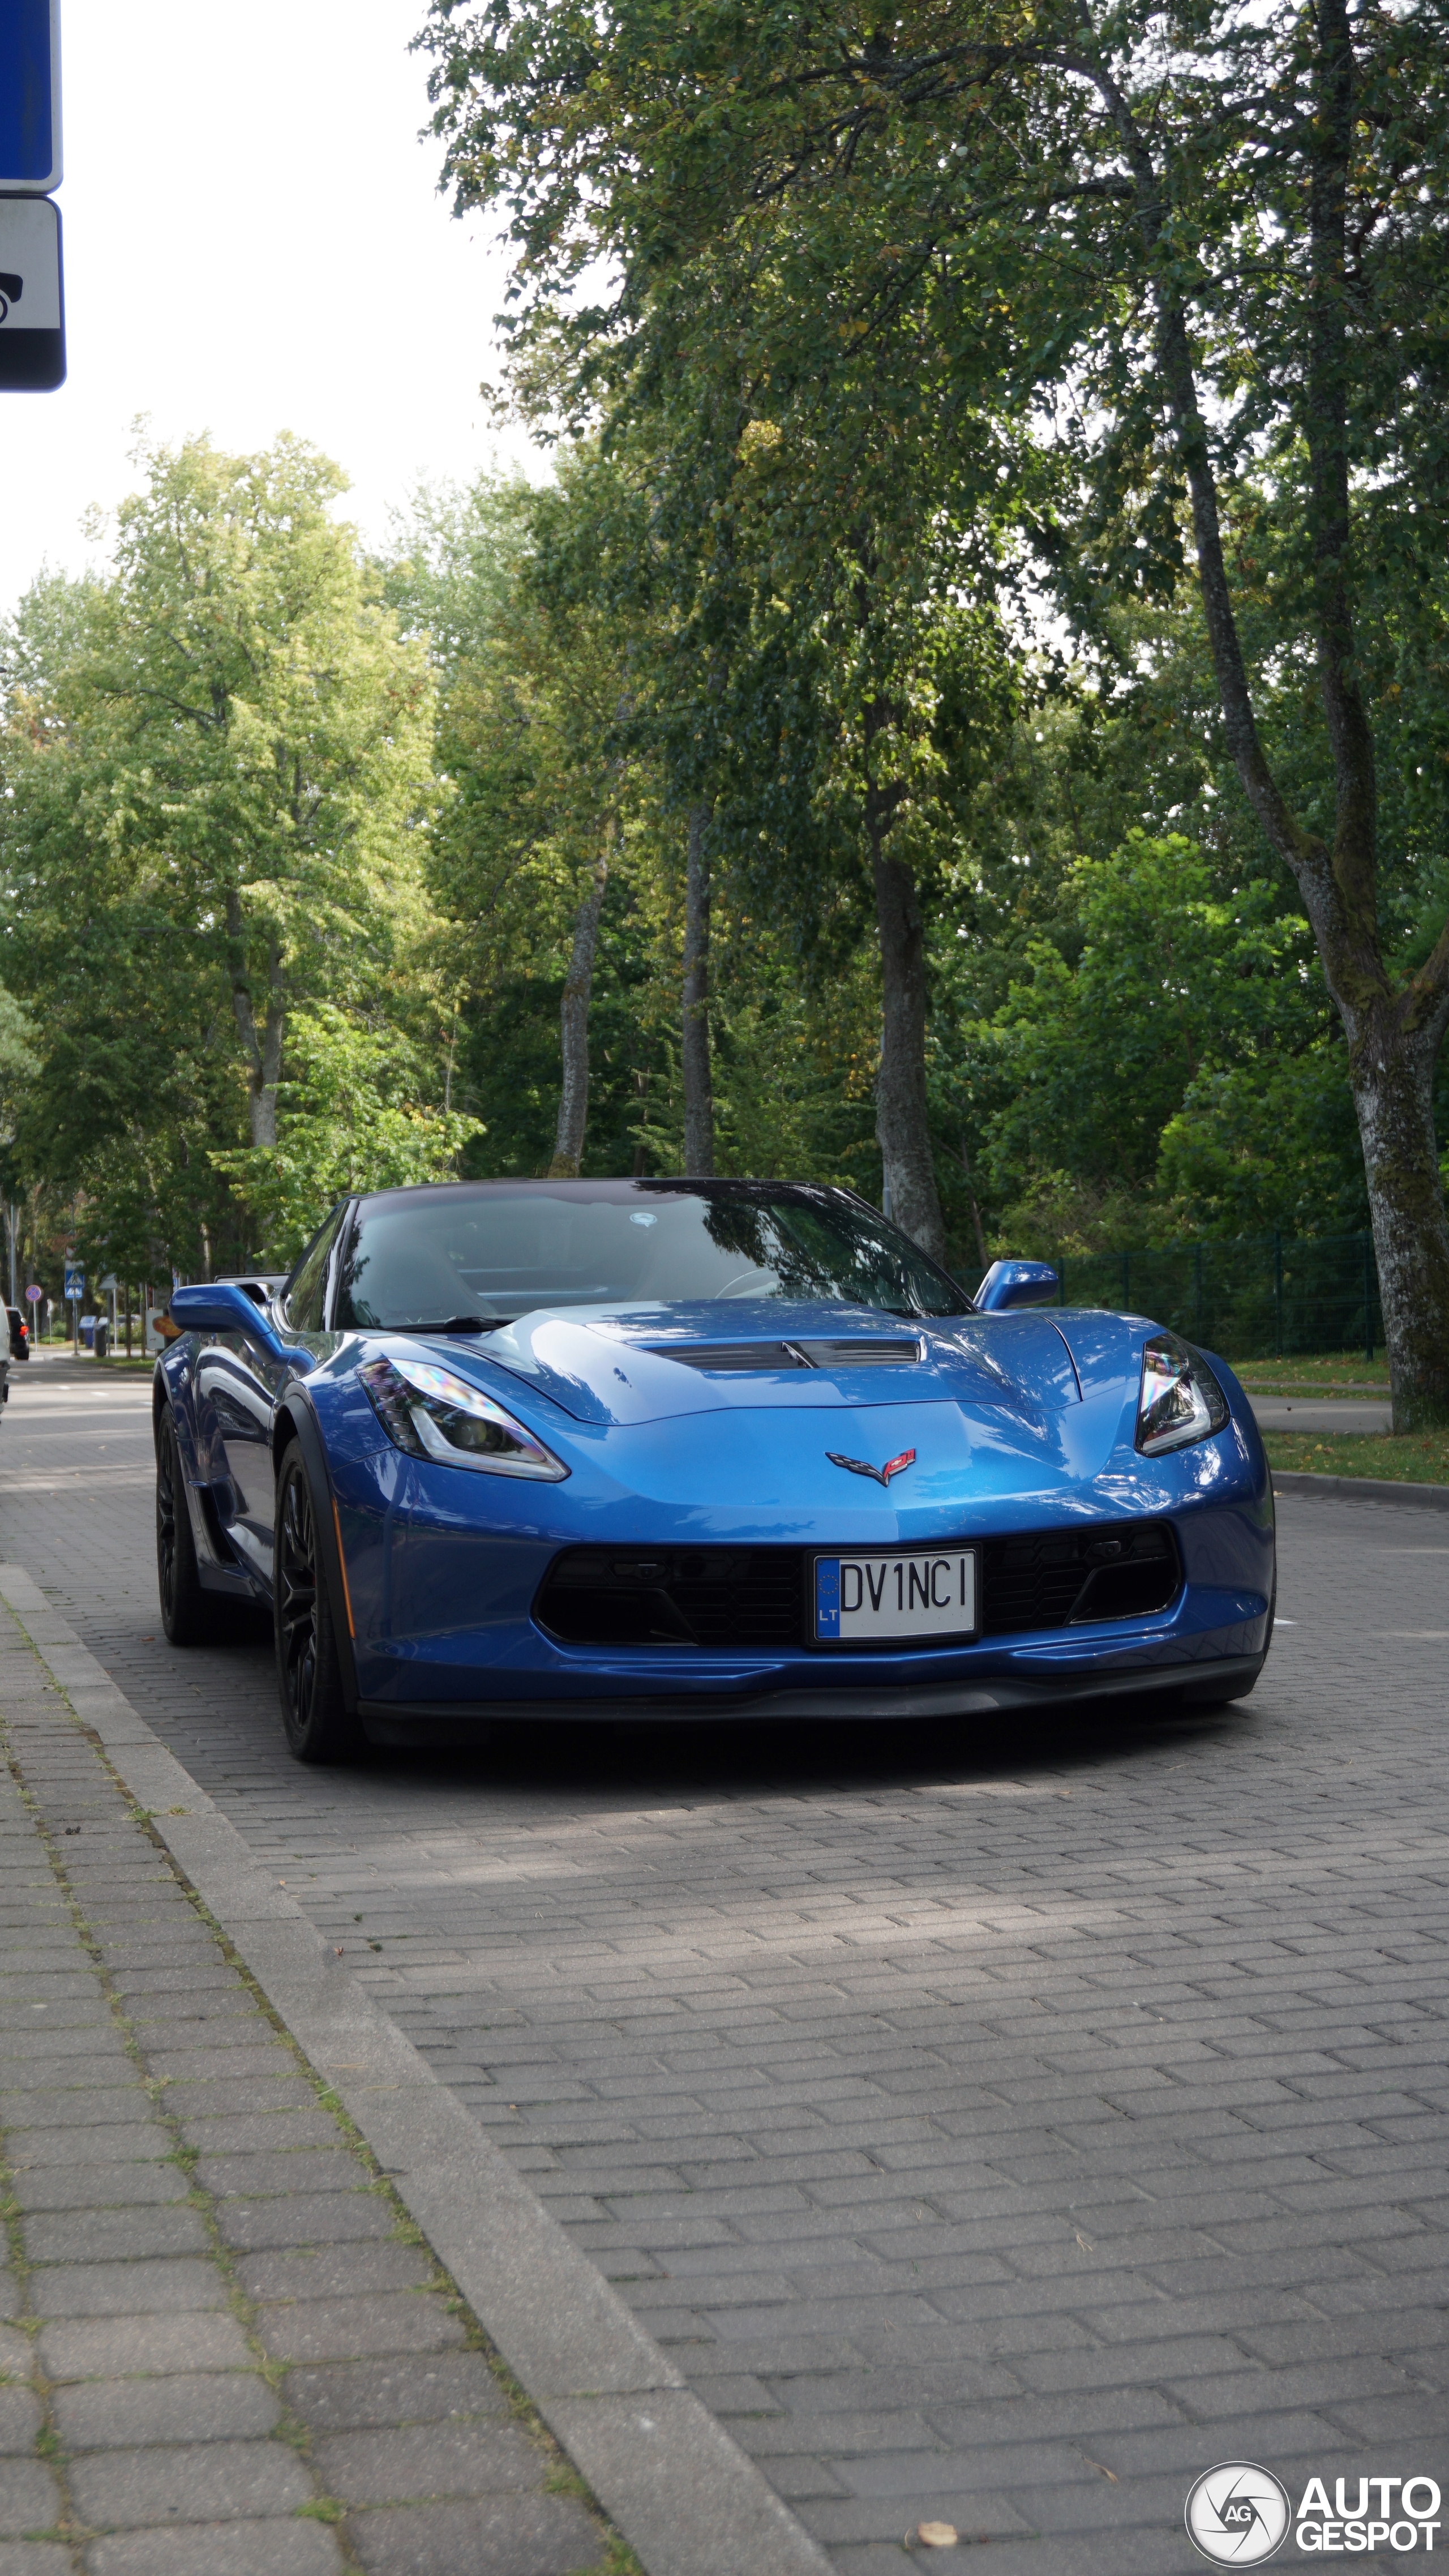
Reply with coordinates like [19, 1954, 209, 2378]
[0, 1514, 625, 2571]
[2, 1359, 1447, 2573]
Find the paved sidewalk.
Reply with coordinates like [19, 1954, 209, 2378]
[0, 1618, 622, 2575]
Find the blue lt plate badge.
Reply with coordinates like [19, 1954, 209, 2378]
[815, 1548, 978, 1644]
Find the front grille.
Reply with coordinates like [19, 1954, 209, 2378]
[534, 1521, 1180, 1650]
[538, 1548, 804, 1648]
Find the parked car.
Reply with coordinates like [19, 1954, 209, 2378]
[151, 1179, 1275, 1766]
[5, 1306, 29, 1360]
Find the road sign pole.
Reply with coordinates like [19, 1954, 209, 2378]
[63, 1259, 84, 1353]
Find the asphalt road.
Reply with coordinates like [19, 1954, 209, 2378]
[1247, 1398, 1393, 1435]
[2, 1355, 1445, 2574]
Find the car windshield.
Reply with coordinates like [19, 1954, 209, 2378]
[331, 1182, 971, 1330]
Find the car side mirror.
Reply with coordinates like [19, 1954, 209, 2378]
[975, 1259, 1060, 1312]
[169, 1281, 293, 1353]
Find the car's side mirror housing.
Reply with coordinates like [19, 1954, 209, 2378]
[975, 1259, 1060, 1312]
[169, 1281, 290, 1351]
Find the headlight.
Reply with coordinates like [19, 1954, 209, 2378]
[1135, 1333, 1229, 1456]
[360, 1353, 569, 1480]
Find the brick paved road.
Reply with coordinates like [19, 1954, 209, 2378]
[2, 1359, 1446, 2573]
[0, 1495, 624, 2576]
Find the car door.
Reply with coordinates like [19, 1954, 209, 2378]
[197, 1211, 348, 1581]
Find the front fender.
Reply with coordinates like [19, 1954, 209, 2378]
[154, 1342, 217, 1572]
[275, 1394, 361, 1717]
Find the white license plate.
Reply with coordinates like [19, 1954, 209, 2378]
[814, 1548, 978, 1644]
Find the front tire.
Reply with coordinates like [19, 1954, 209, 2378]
[273, 1442, 358, 1764]
[156, 1408, 211, 1645]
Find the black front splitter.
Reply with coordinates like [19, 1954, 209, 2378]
[357, 1656, 1266, 1744]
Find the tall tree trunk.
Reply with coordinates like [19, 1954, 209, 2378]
[1348, 1020, 1449, 1422]
[863, 696, 947, 1265]
[1085, 18, 1449, 1427]
[225, 893, 285, 1150]
[548, 828, 611, 1179]
[681, 802, 714, 1175]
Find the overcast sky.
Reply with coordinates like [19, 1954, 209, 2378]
[1, 0, 530, 609]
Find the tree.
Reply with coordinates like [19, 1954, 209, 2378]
[211, 1006, 479, 1254]
[421, 0, 1449, 1422]
[2, 434, 451, 1270]
[419, 18, 1036, 1251]
[385, 461, 664, 1181]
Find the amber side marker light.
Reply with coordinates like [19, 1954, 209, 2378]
[332, 1499, 356, 1637]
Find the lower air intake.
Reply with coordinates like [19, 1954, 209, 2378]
[535, 1521, 1181, 1650]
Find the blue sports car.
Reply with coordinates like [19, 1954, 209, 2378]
[153, 1178, 1275, 1762]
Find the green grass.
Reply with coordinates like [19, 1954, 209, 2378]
[1229, 1353, 1390, 1393]
[1263, 1428, 1449, 1486]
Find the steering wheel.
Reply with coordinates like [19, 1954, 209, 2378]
[717, 1268, 777, 1298]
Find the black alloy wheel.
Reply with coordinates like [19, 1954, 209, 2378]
[156, 1407, 209, 1646]
[273, 1442, 358, 1764]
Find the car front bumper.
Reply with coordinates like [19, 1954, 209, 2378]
[316, 1379, 1274, 1728]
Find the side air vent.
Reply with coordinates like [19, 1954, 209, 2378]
[644, 1337, 923, 1373]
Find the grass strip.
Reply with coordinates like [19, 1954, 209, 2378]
[1229, 1354, 1390, 1392]
[1263, 1428, 1449, 1485]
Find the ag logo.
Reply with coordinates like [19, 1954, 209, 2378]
[1185, 2463, 1292, 2565]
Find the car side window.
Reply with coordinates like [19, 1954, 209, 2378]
[282, 1207, 347, 1333]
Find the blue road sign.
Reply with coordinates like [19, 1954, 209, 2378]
[63, 1263, 83, 1302]
[0, 0, 62, 192]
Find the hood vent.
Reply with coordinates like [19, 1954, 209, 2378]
[645, 1336, 923, 1373]
[795, 1337, 923, 1369]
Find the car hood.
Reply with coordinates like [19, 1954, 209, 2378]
[440, 1300, 1084, 1429]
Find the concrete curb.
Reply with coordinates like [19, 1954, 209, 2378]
[0, 1561, 833, 2576]
[1271, 1470, 1449, 1512]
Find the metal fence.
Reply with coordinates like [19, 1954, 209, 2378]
[1053, 1229, 1383, 1361]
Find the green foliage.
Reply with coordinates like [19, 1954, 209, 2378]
[1, 432, 451, 1276]
[386, 460, 666, 1122]
[211, 1007, 482, 1266]
[1159, 1055, 1369, 1242]
[978, 836, 1322, 1192]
